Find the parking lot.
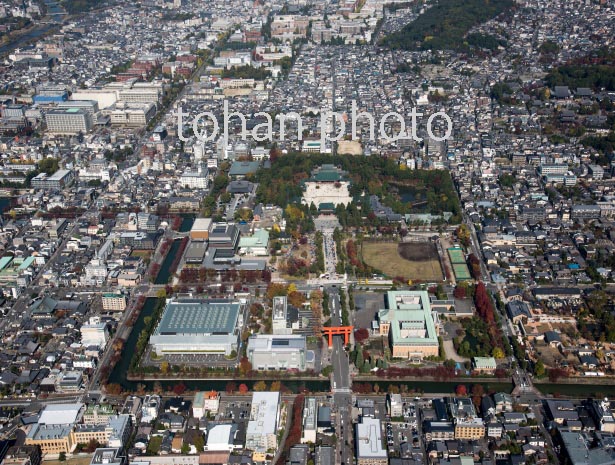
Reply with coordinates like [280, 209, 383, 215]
[143, 348, 238, 368]
[352, 292, 385, 330]
[213, 400, 252, 446]
[355, 396, 424, 462]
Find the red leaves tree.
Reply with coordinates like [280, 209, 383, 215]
[455, 384, 467, 396]
[473, 283, 504, 359]
[173, 382, 187, 395]
[453, 285, 466, 299]
[238, 383, 249, 394]
[225, 382, 237, 393]
[276, 395, 305, 465]
[467, 254, 482, 280]
[354, 328, 369, 344]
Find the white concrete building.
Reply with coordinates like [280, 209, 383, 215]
[246, 392, 280, 452]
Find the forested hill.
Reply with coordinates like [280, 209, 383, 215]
[380, 0, 513, 52]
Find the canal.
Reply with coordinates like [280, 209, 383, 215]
[0, 0, 65, 56]
[179, 215, 195, 232]
[154, 239, 181, 285]
[0, 197, 11, 214]
[107, 298, 608, 397]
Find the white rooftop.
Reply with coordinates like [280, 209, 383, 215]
[356, 417, 387, 459]
[247, 391, 280, 436]
[206, 424, 234, 450]
[38, 403, 84, 425]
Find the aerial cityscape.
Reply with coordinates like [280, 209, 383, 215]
[0, 0, 613, 465]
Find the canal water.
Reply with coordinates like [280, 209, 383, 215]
[0, 198, 11, 214]
[107, 298, 609, 397]
[179, 215, 195, 232]
[154, 240, 181, 285]
[0, 0, 65, 56]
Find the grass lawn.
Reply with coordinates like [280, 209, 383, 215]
[361, 242, 443, 282]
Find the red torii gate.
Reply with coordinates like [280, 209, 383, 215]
[322, 326, 353, 347]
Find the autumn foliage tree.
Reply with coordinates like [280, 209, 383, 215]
[239, 357, 252, 375]
[105, 383, 122, 395]
[467, 253, 482, 280]
[455, 384, 467, 396]
[472, 282, 504, 354]
[354, 328, 370, 344]
[453, 285, 466, 299]
[225, 382, 237, 393]
[173, 382, 187, 395]
[276, 395, 305, 465]
[238, 383, 249, 394]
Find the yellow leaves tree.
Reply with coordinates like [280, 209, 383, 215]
[270, 381, 282, 392]
[456, 224, 471, 248]
[288, 291, 306, 308]
[492, 347, 505, 359]
[266, 283, 288, 301]
[253, 380, 268, 391]
[161, 361, 170, 374]
[285, 205, 304, 222]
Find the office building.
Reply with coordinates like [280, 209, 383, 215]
[90, 448, 126, 465]
[272, 296, 291, 335]
[246, 392, 280, 452]
[25, 425, 74, 456]
[387, 394, 402, 417]
[301, 398, 317, 444]
[57, 100, 99, 117]
[449, 397, 485, 440]
[45, 108, 92, 134]
[31, 170, 74, 190]
[102, 293, 127, 312]
[1, 446, 41, 465]
[190, 218, 212, 241]
[193, 391, 220, 418]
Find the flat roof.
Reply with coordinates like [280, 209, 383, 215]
[248, 334, 306, 351]
[191, 218, 212, 232]
[154, 298, 240, 335]
[355, 417, 387, 459]
[38, 403, 84, 425]
[247, 392, 280, 436]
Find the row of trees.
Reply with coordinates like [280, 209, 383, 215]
[275, 395, 305, 465]
[179, 267, 271, 284]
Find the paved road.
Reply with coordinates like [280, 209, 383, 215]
[329, 290, 353, 465]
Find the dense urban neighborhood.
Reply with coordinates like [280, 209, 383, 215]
[0, 0, 613, 464]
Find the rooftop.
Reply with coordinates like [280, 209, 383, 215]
[153, 298, 240, 336]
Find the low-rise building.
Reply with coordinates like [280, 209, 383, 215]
[247, 334, 307, 371]
[355, 417, 387, 465]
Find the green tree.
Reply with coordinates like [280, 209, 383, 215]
[194, 435, 205, 452]
[355, 348, 364, 368]
[534, 360, 546, 378]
